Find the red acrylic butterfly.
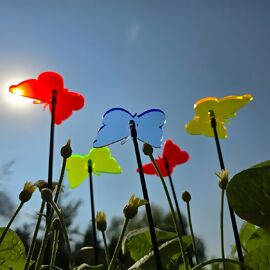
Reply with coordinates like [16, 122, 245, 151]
[9, 71, 85, 125]
[139, 140, 189, 177]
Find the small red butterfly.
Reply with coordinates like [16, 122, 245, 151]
[9, 71, 85, 125]
[138, 140, 189, 177]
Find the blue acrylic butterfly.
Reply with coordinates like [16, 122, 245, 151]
[93, 108, 166, 148]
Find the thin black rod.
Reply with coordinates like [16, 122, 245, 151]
[129, 120, 163, 270]
[88, 160, 98, 265]
[164, 159, 194, 267]
[45, 90, 57, 264]
[209, 110, 245, 267]
[47, 90, 57, 218]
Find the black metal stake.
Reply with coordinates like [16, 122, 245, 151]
[209, 110, 245, 267]
[164, 159, 194, 267]
[47, 90, 57, 218]
[88, 160, 98, 265]
[129, 120, 163, 270]
[45, 90, 57, 264]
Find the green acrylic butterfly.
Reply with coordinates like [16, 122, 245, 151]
[66, 147, 122, 188]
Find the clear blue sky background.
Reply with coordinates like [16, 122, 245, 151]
[0, 0, 269, 258]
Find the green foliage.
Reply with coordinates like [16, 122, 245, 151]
[227, 160, 270, 227]
[0, 227, 27, 269]
[122, 227, 177, 261]
[230, 222, 256, 257]
[244, 245, 270, 269]
[127, 234, 192, 270]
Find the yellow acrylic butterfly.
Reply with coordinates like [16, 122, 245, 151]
[185, 94, 253, 139]
[66, 147, 122, 188]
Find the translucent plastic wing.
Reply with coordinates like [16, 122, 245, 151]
[137, 109, 166, 148]
[139, 140, 189, 177]
[9, 71, 85, 125]
[66, 155, 89, 188]
[162, 140, 189, 169]
[89, 147, 122, 174]
[66, 147, 122, 188]
[185, 94, 253, 138]
[93, 108, 166, 148]
[93, 108, 133, 147]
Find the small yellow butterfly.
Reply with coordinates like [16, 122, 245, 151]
[185, 94, 253, 139]
[66, 147, 122, 188]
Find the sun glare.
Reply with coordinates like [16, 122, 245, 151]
[2, 79, 32, 107]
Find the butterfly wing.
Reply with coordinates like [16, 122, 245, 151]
[89, 147, 122, 174]
[186, 96, 233, 138]
[52, 89, 85, 125]
[137, 109, 166, 148]
[93, 108, 133, 147]
[66, 155, 89, 188]
[217, 94, 253, 119]
[139, 157, 169, 177]
[9, 79, 45, 103]
[162, 140, 189, 174]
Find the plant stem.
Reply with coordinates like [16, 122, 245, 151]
[108, 218, 129, 270]
[102, 230, 110, 267]
[0, 202, 24, 245]
[186, 201, 199, 264]
[220, 189, 226, 270]
[24, 201, 46, 270]
[35, 156, 68, 270]
[191, 258, 252, 270]
[54, 158, 67, 204]
[35, 211, 54, 270]
[149, 155, 189, 270]
[49, 200, 73, 269]
[50, 229, 60, 270]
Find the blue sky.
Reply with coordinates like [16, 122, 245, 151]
[0, 0, 270, 258]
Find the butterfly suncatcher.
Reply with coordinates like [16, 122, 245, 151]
[185, 94, 253, 138]
[139, 140, 189, 177]
[9, 71, 85, 125]
[66, 147, 122, 188]
[93, 108, 166, 148]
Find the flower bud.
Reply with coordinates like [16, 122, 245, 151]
[96, 211, 107, 232]
[41, 188, 53, 202]
[215, 169, 229, 190]
[182, 191, 191, 202]
[123, 194, 147, 219]
[19, 182, 36, 203]
[142, 143, 153, 156]
[35, 180, 60, 192]
[61, 139, 72, 158]
[53, 218, 61, 230]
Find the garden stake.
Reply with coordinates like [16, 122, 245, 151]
[88, 160, 98, 265]
[129, 120, 163, 270]
[47, 90, 57, 220]
[164, 158, 194, 267]
[209, 110, 245, 268]
[45, 90, 57, 266]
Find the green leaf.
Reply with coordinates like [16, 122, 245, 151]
[245, 228, 270, 252]
[244, 245, 270, 269]
[0, 227, 27, 270]
[226, 161, 270, 227]
[122, 227, 177, 261]
[128, 236, 192, 270]
[230, 222, 256, 257]
[250, 160, 270, 169]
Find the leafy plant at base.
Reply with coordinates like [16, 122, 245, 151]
[0, 227, 30, 270]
